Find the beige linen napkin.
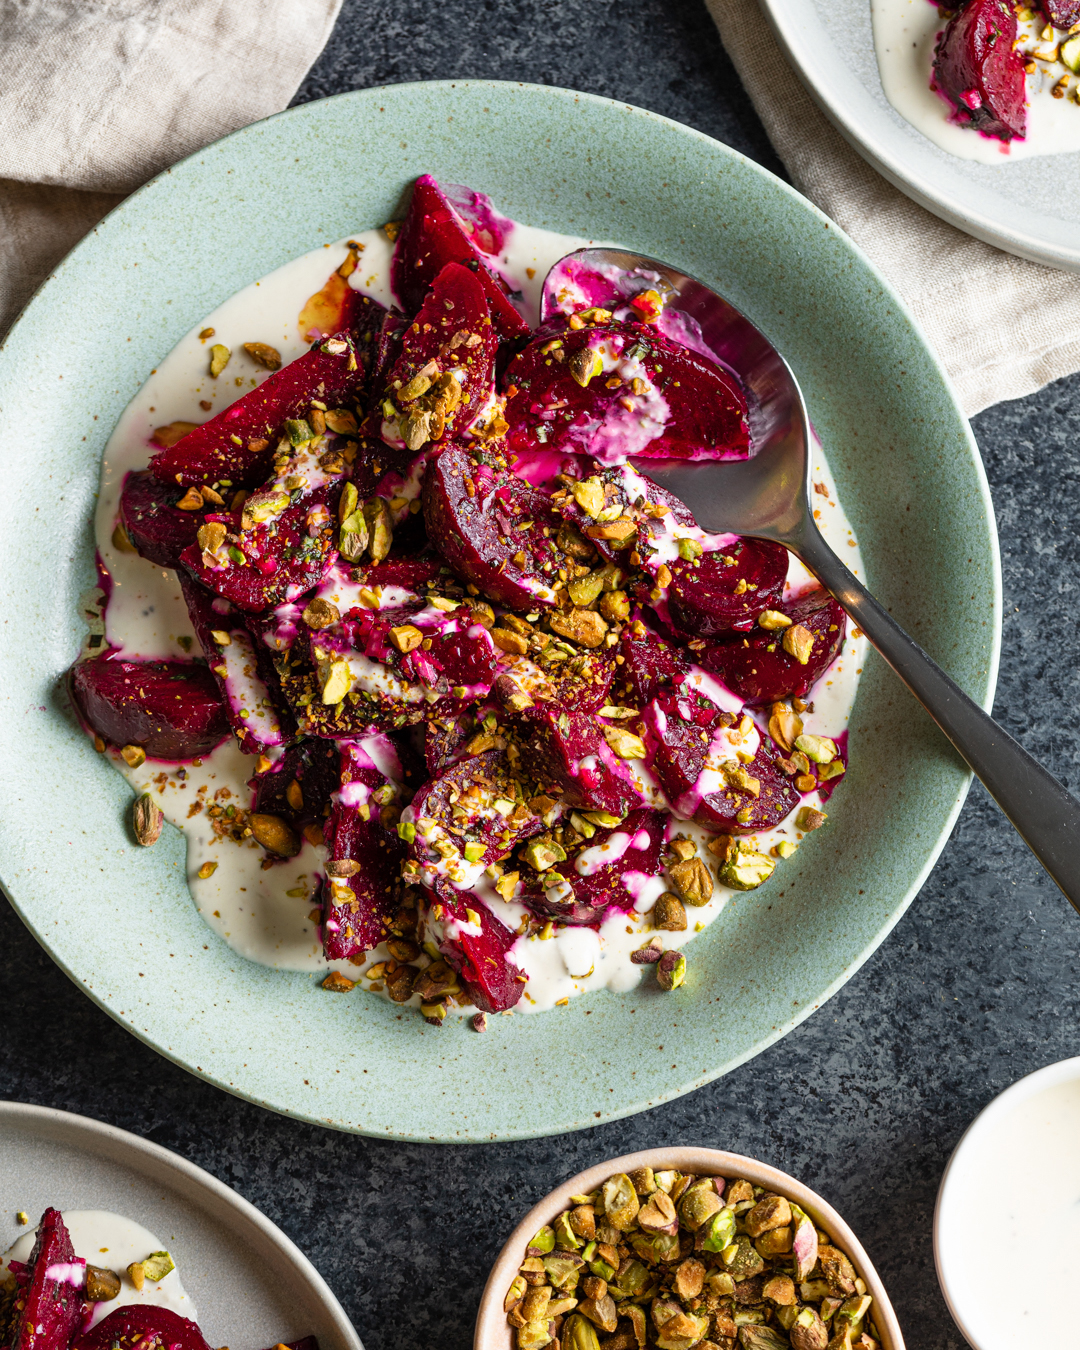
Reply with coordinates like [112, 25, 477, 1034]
[0, 0, 342, 337]
[706, 0, 1080, 416]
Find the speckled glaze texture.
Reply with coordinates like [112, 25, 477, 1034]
[0, 80, 998, 1140]
[475, 1148, 905, 1350]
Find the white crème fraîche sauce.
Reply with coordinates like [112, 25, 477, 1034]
[873, 0, 1080, 162]
[1, 1211, 195, 1330]
[939, 1076, 1080, 1347]
[90, 217, 867, 1016]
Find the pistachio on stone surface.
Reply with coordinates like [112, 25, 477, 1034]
[655, 949, 686, 991]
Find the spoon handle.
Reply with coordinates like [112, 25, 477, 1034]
[795, 524, 1080, 913]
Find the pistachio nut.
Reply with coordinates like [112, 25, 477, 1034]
[794, 733, 838, 764]
[762, 1274, 797, 1306]
[302, 597, 340, 630]
[723, 1235, 765, 1281]
[140, 1252, 174, 1283]
[629, 1230, 679, 1264]
[756, 1225, 793, 1256]
[656, 949, 686, 991]
[505, 1275, 528, 1312]
[553, 1210, 582, 1252]
[782, 622, 815, 665]
[790, 1307, 829, 1350]
[527, 1225, 557, 1257]
[637, 1188, 677, 1233]
[521, 1287, 551, 1323]
[735, 1327, 789, 1350]
[577, 1293, 618, 1334]
[797, 806, 828, 832]
[652, 892, 686, 931]
[718, 850, 776, 892]
[700, 1205, 736, 1252]
[568, 348, 604, 390]
[745, 1193, 792, 1236]
[542, 1253, 584, 1289]
[563, 1314, 601, 1350]
[667, 857, 713, 906]
[706, 1271, 736, 1297]
[678, 1181, 723, 1232]
[818, 1245, 858, 1296]
[133, 794, 163, 847]
[249, 813, 301, 858]
[85, 1265, 121, 1302]
[567, 571, 605, 607]
[834, 1293, 872, 1331]
[208, 343, 230, 377]
[363, 497, 393, 563]
[673, 1257, 705, 1301]
[757, 609, 793, 630]
[515, 1322, 553, 1350]
[601, 1173, 640, 1230]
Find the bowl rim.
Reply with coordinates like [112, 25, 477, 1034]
[474, 1146, 906, 1350]
[933, 1055, 1080, 1348]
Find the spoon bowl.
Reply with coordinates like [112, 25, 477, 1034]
[544, 246, 1080, 913]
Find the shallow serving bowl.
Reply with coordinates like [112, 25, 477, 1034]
[0, 79, 999, 1141]
[475, 1147, 905, 1350]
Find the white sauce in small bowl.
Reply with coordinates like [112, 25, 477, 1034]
[1, 1210, 195, 1330]
[873, 0, 1080, 162]
[935, 1057, 1080, 1346]
[87, 209, 867, 1017]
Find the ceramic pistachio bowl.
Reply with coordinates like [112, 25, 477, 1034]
[475, 1147, 904, 1350]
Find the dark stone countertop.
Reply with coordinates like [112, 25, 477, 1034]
[4, 3, 1079, 1348]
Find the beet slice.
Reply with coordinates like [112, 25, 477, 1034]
[933, 0, 1026, 141]
[664, 538, 789, 638]
[423, 447, 564, 610]
[520, 707, 647, 817]
[250, 737, 340, 831]
[502, 319, 750, 465]
[118, 470, 200, 568]
[5, 1210, 85, 1350]
[179, 466, 343, 613]
[404, 749, 544, 883]
[70, 657, 228, 759]
[518, 807, 667, 925]
[320, 740, 406, 960]
[150, 330, 366, 489]
[72, 1306, 212, 1350]
[554, 465, 695, 565]
[430, 879, 525, 1013]
[424, 713, 473, 776]
[392, 175, 529, 339]
[1042, 0, 1080, 25]
[179, 573, 292, 753]
[701, 588, 847, 705]
[381, 262, 498, 454]
[614, 624, 691, 706]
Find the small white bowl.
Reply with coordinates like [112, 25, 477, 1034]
[474, 1146, 905, 1350]
[935, 1056, 1080, 1349]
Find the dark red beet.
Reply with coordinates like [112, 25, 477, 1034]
[72, 1306, 212, 1350]
[555, 467, 694, 565]
[406, 749, 544, 878]
[179, 573, 293, 753]
[933, 0, 1026, 141]
[686, 733, 800, 835]
[664, 539, 789, 638]
[70, 657, 228, 759]
[250, 737, 340, 830]
[320, 742, 406, 960]
[503, 320, 750, 464]
[521, 708, 647, 817]
[701, 589, 847, 705]
[119, 470, 199, 568]
[424, 713, 473, 776]
[180, 478, 343, 613]
[614, 624, 691, 706]
[519, 807, 666, 925]
[349, 556, 449, 595]
[392, 175, 529, 339]
[1042, 0, 1080, 25]
[382, 263, 498, 452]
[6, 1210, 84, 1350]
[430, 880, 525, 1013]
[149, 331, 366, 489]
[423, 447, 564, 610]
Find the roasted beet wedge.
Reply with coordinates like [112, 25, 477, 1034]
[554, 465, 695, 565]
[701, 588, 846, 705]
[73, 1306, 212, 1350]
[404, 749, 545, 884]
[118, 470, 200, 568]
[424, 712, 474, 776]
[933, 0, 1026, 141]
[1042, 0, 1080, 24]
[5, 1210, 84, 1350]
[663, 539, 789, 638]
[150, 331, 365, 489]
[614, 624, 691, 706]
[179, 573, 292, 753]
[521, 707, 647, 817]
[250, 737, 340, 831]
[518, 807, 667, 925]
[681, 733, 800, 835]
[180, 440, 344, 612]
[71, 657, 228, 759]
[423, 447, 564, 610]
[320, 740, 406, 959]
[392, 175, 529, 339]
[503, 319, 750, 465]
[429, 880, 525, 1012]
[382, 262, 498, 454]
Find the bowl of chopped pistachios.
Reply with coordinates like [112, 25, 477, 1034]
[476, 1148, 903, 1350]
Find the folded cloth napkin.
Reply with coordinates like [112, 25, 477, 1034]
[0, 0, 342, 338]
[706, 0, 1080, 416]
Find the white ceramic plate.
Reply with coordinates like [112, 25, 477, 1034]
[934, 1056, 1080, 1347]
[0, 1102, 363, 1350]
[761, 0, 1080, 270]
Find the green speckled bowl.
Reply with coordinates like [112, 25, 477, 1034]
[0, 81, 999, 1140]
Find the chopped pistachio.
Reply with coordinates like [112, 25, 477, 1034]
[718, 849, 776, 891]
[795, 733, 838, 764]
[797, 806, 828, 832]
[208, 344, 230, 377]
[782, 622, 815, 665]
[140, 1252, 174, 1283]
[363, 497, 393, 563]
[242, 342, 281, 370]
[568, 346, 604, 388]
[656, 949, 686, 991]
[85, 1265, 121, 1302]
[668, 856, 713, 906]
[758, 609, 793, 630]
[600, 724, 646, 759]
[567, 571, 605, 607]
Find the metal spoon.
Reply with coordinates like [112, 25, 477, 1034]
[545, 247, 1080, 913]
